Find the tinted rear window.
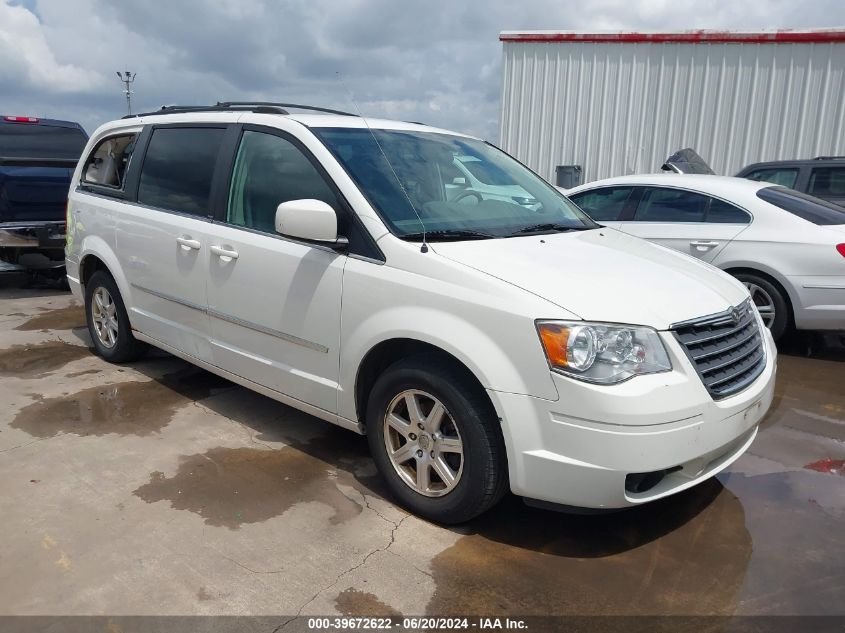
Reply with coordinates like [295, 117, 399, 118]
[635, 187, 709, 222]
[137, 127, 225, 216]
[569, 187, 634, 222]
[0, 123, 87, 159]
[757, 186, 845, 225]
[808, 167, 845, 198]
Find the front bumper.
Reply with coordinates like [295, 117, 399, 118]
[0, 221, 65, 249]
[489, 327, 777, 509]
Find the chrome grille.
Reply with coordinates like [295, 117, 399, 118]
[672, 300, 766, 400]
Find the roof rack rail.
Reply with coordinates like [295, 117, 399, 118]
[814, 155, 845, 160]
[217, 102, 357, 116]
[123, 101, 357, 119]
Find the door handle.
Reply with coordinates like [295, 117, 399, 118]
[176, 236, 201, 250]
[690, 240, 719, 251]
[210, 245, 239, 260]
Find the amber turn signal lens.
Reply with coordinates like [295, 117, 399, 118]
[538, 323, 570, 368]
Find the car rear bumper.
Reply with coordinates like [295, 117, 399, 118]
[489, 327, 777, 509]
[0, 221, 65, 249]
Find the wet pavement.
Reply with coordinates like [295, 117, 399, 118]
[0, 285, 843, 620]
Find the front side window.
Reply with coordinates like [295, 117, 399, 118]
[81, 134, 137, 188]
[137, 127, 225, 216]
[744, 168, 798, 189]
[757, 186, 845, 225]
[634, 187, 708, 223]
[569, 187, 634, 222]
[808, 167, 845, 198]
[227, 130, 339, 234]
[313, 128, 594, 240]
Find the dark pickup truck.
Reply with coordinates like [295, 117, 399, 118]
[0, 115, 88, 273]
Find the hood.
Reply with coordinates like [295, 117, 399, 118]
[432, 228, 748, 330]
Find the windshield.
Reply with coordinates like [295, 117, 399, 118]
[314, 128, 595, 240]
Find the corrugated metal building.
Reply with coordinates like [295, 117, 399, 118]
[499, 29, 845, 185]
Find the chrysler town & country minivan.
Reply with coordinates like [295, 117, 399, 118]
[65, 102, 776, 523]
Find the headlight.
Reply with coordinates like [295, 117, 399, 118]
[536, 321, 672, 384]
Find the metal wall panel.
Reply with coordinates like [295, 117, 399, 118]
[500, 41, 845, 184]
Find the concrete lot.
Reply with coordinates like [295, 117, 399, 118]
[1, 281, 843, 619]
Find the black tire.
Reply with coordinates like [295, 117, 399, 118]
[84, 270, 147, 363]
[366, 354, 508, 524]
[733, 272, 790, 342]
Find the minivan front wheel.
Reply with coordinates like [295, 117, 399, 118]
[367, 356, 507, 523]
[85, 270, 147, 363]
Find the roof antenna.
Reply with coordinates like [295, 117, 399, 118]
[335, 72, 428, 253]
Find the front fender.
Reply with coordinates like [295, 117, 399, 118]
[338, 306, 560, 423]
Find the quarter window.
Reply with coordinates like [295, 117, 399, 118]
[634, 188, 708, 223]
[137, 127, 225, 216]
[569, 187, 633, 222]
[808, 167, 845, 198]
[705, 198, 750, 224]
[744, 168, 798, 189]
[81, 134, 137, 189]
[227, 130, 339, 234]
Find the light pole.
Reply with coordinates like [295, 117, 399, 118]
[116, 71, 136, 116]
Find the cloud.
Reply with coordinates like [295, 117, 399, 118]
[0, 0, 843, 139]
[0, 1, 101, 93]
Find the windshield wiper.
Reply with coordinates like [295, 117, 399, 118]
[400, 229, 498, 242]
[507, 223, 593, 236]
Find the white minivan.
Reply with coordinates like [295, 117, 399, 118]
[65, 103, 776, 523]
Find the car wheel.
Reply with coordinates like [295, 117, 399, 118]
[734, 272, 790, 342]
[366, 355, 508, 524]
[85, 270, 147, 363]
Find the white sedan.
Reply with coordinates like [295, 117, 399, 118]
[566, 174, 845, 340]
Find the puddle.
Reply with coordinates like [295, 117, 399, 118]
[425, 480, 751, 616]
[0, 341, 91, 379]
[719, 469, 845, 615]
[335, 588, 401, 617]
[422, 464, 845, 617]
[11, 367, 232, 438]
[15, 305, 86, 331]
[133, 427, 381, 529]
[760, 355, 845, 445]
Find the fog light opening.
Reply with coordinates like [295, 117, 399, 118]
[625, 465, 682, 494]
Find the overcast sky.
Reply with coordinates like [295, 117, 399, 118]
[1, 0, 843, 140]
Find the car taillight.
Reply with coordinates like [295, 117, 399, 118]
[837, 244, 845, 258]
[2, 116, 39, 123]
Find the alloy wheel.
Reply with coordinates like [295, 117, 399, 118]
[743, 282, 776, 328]
[383, 389, 464, 497]
[91, 286, 118, 348]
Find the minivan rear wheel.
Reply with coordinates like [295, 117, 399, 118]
[85, 270, 147, 363]
[366, 355, 507, 524]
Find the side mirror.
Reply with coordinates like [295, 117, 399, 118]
[275, 199, 347, 249]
